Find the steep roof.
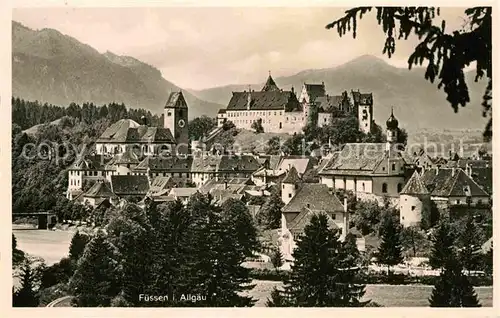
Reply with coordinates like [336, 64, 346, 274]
[217, 109, 227, 114]
[96, 117, 175, 144]
[70, 154, 112, 170]
[261, 75, 280, 92]
[147, 176, 175, 197]
[420, 168, 489, 197]
[469, 167, 492, 195]
[218, 155, 261, 172]
[165, 91, 188, 108]
[110, 175, 150, 195]
[283, 183, 344, 213]
[84, 181, 117, 198]
[282, 166, 301, 184]
[400, 171, 429, 195]
[318, 143, 406, 176]
[226, 90, 302, 112]
[198, 177, 255, 194]
[315, 95, 342, 112]
[304, 83, 326, 102]
[288, 209, 339, 233]
[169, 187, 198, 198]
[277, 157, 313, 175]
[133, 156, 192, 172]
[109, 151, 140, 165]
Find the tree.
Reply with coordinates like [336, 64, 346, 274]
[326, 7, 492, 141]
[69, 230, 120, 307]
[396, 127, 408, 147]
[270, 247, 284, 269]
[429, 254, 481, 307]
[187, 193, 255, 307]
[13, 258, 42, 307]
[283, 213, 366, 307]
[69, 231, 91, 263]
[266, 287, 289, 307]
[221, 199, 259, 257]
[351, 199, 382, 235]
[376, 214, 403, 275]
[12, 234, 25, 268]
[428, 222, 456, 269]
[257, 189, 284, 229]
[456, 216, 482, 273]
[400, 226, 429, 258]
[188, 116, 216, 140]
[266, 136, 283, 155]
[251, 118, 264, 133]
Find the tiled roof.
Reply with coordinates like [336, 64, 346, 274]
[262, 75, 280, 92]
[219, 155, 261, 172]
[420, 168, 489, 197]
[226, 90, 302, 112]
[165, 91, 188, 108]
[217, 109, 227, 114]
[169, 187, 198, 198]
[288, 208, 339, 233]
[282, 166, 301, 184]
[96, 119, 140, 143]
[110, 175, 150, 195]
[457, 159, 491, 169]
[70, 155, 112, 170]
[277, 157, 313, 175]
[400, 171, 429, 195]
[109, 151, 140, 165]
[469, 167, 492, 195]
[283, 183, 344, 213]
[84, 181, 117, 198]
[304, 83, 326, 102]
[133, 156, 192, 172]
[198, 177, 254, 194]
[147, 176, 176, 197]
[190, 155, 220, 172]
[315, 95, 342, 112]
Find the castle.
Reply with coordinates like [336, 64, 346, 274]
[216, 73, 373, 134]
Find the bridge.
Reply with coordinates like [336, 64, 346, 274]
[12, 212, 58, 230]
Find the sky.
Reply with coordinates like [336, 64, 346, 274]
[13, 7, 471, 90]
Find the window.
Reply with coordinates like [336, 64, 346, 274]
[411, 206, 415, 211]
[397, 183, 403, 193]
[392, 163, 396, 171]
[478, 199, 483, 206]
[274, 112, 277, 116]
[382, 167, 386, 171]
[332, 214, 336, 220]
[289, 193, 292, 198]
[382, 183, 388, 193]
[455, 199, 460, 204]
[295, 184, 298, 189]
[362, 183, 365, 192]
[167, 112, 172, 117]
[279, 122, 282, 129]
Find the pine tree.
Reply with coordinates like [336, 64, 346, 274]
[457, 216, 482, 273]
[69, 230, 90, 263]
[258, 189, 284, 229]
[429, 255, 481, 307]
[12, 233, 25, 268]
[271, 247, 284, 269]
[187, 193, 255, 307]
[13, 259, 40, 307]
[266, 287, 288, 307]
[376, 215, 403, 275]
[283, 213, 366, 307]
[428, 222, 456, 269]
[220, 198, 259, 257]
[69, 230, 120, 307]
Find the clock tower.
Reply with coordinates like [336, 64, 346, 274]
[164, 91, 189, 155]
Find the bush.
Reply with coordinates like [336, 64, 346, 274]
[40, 257, 74, 289]
[37, 283, 70, 307]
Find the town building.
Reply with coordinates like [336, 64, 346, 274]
[318, 110, 410, 205]
[252, 155, 316, 186]
[399, 170, 431, 227]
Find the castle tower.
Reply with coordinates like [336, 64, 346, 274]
[354, 91, 373, 134]
[164, 91, 189, 155]
[385, 107, 399, 151]
[281, 166, 300, 205]
[399, 170, 431, 227]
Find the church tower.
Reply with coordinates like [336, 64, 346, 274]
[281, 166, 300, 205]
[164, 91, 189, 155]
[386, 107, 399, 151]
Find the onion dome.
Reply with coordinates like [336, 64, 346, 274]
[386, 107, 399, 129]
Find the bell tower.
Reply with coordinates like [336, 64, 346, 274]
[386, 107, 399, 151]
[164, 91, 189, 154]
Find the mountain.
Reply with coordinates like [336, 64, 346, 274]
[12, 21, 223, 119]
[190, 55, 489, 131]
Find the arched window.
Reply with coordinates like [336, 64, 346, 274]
[397, 183, 403, 193]
[382, 183, 388, 193]
[362, 183, 365, 192]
